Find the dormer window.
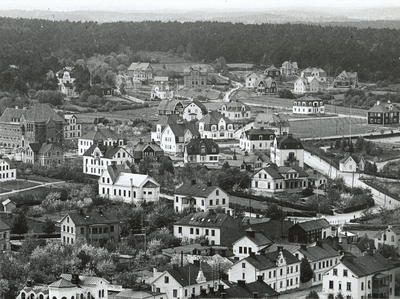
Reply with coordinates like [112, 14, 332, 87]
[259, 135, 263, 140]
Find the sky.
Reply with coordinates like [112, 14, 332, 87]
[0, 0, 399, 11]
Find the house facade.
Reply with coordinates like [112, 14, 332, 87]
[232, 228, 273, 259]
[293, 77, 320, 94]
[301, 67, 327, 83]
[158, 100, 184, 116]
[367, 101, 400, 125]
[245, 72, 259, 88]
[127, 62, 153, 84]
[151, 114, 184, 143]
[0, 106, 26, 149]
[374, 225, 400, 255]
[198, 111, 235, 140]
[270, 134, 304, 168]
[253, 113, 290, 136]
[280, 61, 299, 76]
[254, 77, 278, 94]
[333, 70, 358, 88]
[24, 142, 65, 166]
[60, 210, 120, 245]
[184, 137, 219, 165]
[339, 155, 359, 173]
[239, 128, 275, 153]
[182, 100, 208, 121]
[78, 127, 125, 155]
[63, 114, 82, 139]
[150, 78, 174, 100]
[293, 96, 325, 115]
[220, 101, 251, 121]
[160, 122, 199, 155]
[0, 157, 16, 182]
[183, 66, 208, 88]
[57, 67, 78, 97]
[264, 65, 281, 78]
[288, 219, 332, 244]
[132, 140, 164, 163]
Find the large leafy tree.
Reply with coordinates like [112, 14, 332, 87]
[300, 257, 314, 283]
[11, 209, 28, 235]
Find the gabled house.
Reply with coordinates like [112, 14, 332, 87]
[270, 134, 304, 168]
[322, 253, 396, 299]
[160, 122, 199, 155]
[239, 128, 275, 153]
[0, 157, 16, 182]
[174, 180, 229, 213]
[78, 127, 125, 155]
[183, 66, 208, 88]
[150, 77, 174, 100]
[63, 114, 82, 139]
[83, 143, 132, 176]
[280, 61, 298, 76]
[56, 67, 78, 97]
[333, 70, 358, 88]
[245, 72, 259, 89]
[368, 100, 400, 125]
[128, 62, 153, 84]
[306, 169, 328, 189]
[228, 247, 301, 292]
[184, 137, 219, 165]
[220, 100, 251, 121]
[0, 219, 11, 251]
[132, 140, 164, 164]
[24, 142, 65, 166]
[212, 278, 279, 298]
[301, 67, 327, 83]
[339, 155, 362, 173]
[60, 210, 120, 245]
[0, 106, 26, 149]
[158, 99, 184, 116]
[98, 164, 160, 203]
[264, 65, 281, 78]
[182, 99, 208, 121]
[198, 111, 235, 140]
[151, 114, 184, 143]
[374, 225, 400, 256]
[254, 76, 278, 94]
[293, 77, 320, 94]
[294, 242, 341, 286]
[293, 96, 325, 115]
[232, 228, 274, 259]
[288, 219, 332, 244]
[1, 198, 16, 212]
[253, 113, 290, 136]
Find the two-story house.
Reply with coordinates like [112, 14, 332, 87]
[232, 228, 274, 259]
[374, 225, 400, 255]
[264, 65, 281, 78]
[198, 111, 235, 140]
[63, 114, 82, 139]
[83, 143, 132, 176]
[0, 157, 16, 182]
[132, 140, 164, 164]
[160, 122, 199, 155]
[128, 62, 153, 84]
[60, 210, 120, 245]
[323, 253, 396, 299]
[151, 77, 174, 100]
[98, 164, 160, 203]
[184, 137, 219, 165]
[245, 72, 259, 89]
[220, 101, 251, 122]
[0, 219, 11, 251]
[288, 219, 332, 244]
[78, 127, 125, 155]
[239, 128, 275, 153]
[183, 66, 208, 88]
[293, 77, 320, 94]
[151, 114, 184, 143]
[270, 134, 304, 168]
[228, 247, 301, 293]
[158, 99, 184, 116]
[57, 67, 78, 97]
[253, 113, 290, 137]
[301, 67, 327, 83]
[367, 100, 400, 125]
[182, 100, 208, 121]
[333, 70, 358, 88]
[24, 142, 65, 166]
[280, 61, 298, 76]
[174, 180, 229, 213]
[255, 76, 278, 94]
[293, 96, 325, 115]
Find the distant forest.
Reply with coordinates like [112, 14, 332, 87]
[0, 17, 399, 93]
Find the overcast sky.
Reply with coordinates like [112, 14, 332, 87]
[0, 0, 398, 11]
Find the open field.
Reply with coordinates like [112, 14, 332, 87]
[0, 180, 41, 193]
[76, 106, 160, 123]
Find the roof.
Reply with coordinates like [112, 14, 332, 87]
[109, 171, 159, 188]
[186, 99, 208, 114]
[255, 166, 284, 180]
[0, 219, 10, 231]
[244, 249, 299, 271]
[224, 280, 279, 298]
[235, 230, 273, 248]
[83, 144, 128, 159]
[340, 253, 395, 277]
[290, 219, 331, 232]
[20, 286, 49, 295]
[27, 142, 63, 154]
[132, 141, 163, 159]
[60, 274, 110, 286]
[355, 238, 376, 252]
[0, 157, 16, 169]
[198, 111, 232, 126]
[128, 62, 151, 72]
[298, 243, 340, 262]
[254, 113, 290, 129]
[48, 278, 76, 288]
[183, 65, 208, 74]
[158, 99, 183, 113]
[106, 163, 132, 183]
[185, 137, 219, 155]
[221, 100, 250, 112]
[0, 107, 26, 123]
[339, 155, 359, 164]
[278, 165, 309, 178]
[242, 128, 275, 140]
[115, 290, 164, 299]
[81, 127, 122, 141]
[251, 219, 294, 241]
[276, 134, 303, 150]
[255, 76, 276, 88]
[24, 104, 64, 122]
[176, 181, 222, 198]
[62, 210, 120, 226]
[167, 122, 199, 138]
[164, 262, 213, 287]
[368, 101, 400, 113]
[175, 212, 231, 228]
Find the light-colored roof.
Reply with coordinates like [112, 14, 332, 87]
[60, 274, 110, 286]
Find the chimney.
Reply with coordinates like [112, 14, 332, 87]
[71, 273, 80, 284]
[277, 246, 284, 252]
[218, 284, 224, 293]
[253, 292, 258, 298]
[300, 244, 307, 251]
[257, 275, 263, 282]
[193, 260, 200, 266]
[26, 280, 33, 287]
[246, 228, 256, 238]
[316, 240, 323, 247]
[237, 280, 246, 288]
[207, 181, 212, 187]
[191, 179, 196, 185]
[249, 251, 256, 257]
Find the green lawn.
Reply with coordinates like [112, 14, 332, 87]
[0, 180, 41, 192]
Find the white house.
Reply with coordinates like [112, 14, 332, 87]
[78, 127, 125, 155]
[322, 253, 396, 299]
[64, 114, 82, 139]
[56, 67, 78, 97]
[0, 157, 16, 182]
[245, 72, 259, 88]
[98, 164, 160, 203]
[228, 247, 301, 293]
[280, 61, 298, 76]
[270, 134, 304, 168]
[239, 128, 275, 153]
[220, 100, 251, 121]
[253, 113, 290, 136]
[301, 67, 327, 83]
[339, 155, 359, 173]
[182, 99, 208, 121]
[293, 77, 320, 94]
[374, 225, 400, 255]
[183, 137, 219, 165]
[151, 114, 184, 143]
[198, 111, 235, 140]
[232, 228, 274, 259]
[160, 122, 199, 155]
[150, 77, 174, 100]
[293, 96, 325, 115]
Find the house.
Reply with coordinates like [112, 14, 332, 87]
[78, 127, 125, 155]
[152, 261, 218, 298]
[239, 128, 275, 153]
[306, 169, 328, 189]
[184, 137, 219, 165]
[225, 152, 269, 172]
[278, 165, 309, 193]
[1, 198, 16, 212]
[115, 290, 165, 299]
[253, 113, 290, 136]
[220, 100, 251, 121]
[301, 67, 327, 83]
[56, 67, 78, 97]
[182, 99, 208, 121]
[132, 140, 164, 164]
[183, 66, 208, 88]
[151, 77, 174, 100]
[245, 72, 259, 89]
[60, 210, 120, 245]
[293, 96, 325, 115]
[198, 111, 235, 140]
[174, 180, 229, 213]
[293, 77, 320, 94]
[151, 114, 184, 143]
[270, 133, 304, 168]
[98, 164, 160, 203]
[374, 225, 400, 255]
[0, 219, 11, 251]
[24, 142, 65, 166]
[294, 242, 341, 286]
[367, 100, 400, 125]
[127, 62, 153, 84]
[339, 155, 363, 173]
[322, 253, 396, 299]
[63, 114, 82, 139]
[0, 157, 16, 182]
[333, 70, 358, 88]
[254, 76, 278, 94]
[228, 247, 301, 292]
[83, 143, 132, 176]
[288, 219, 332, 244]
[280, 61, 298, 76]
[0, 106, 26, 149]
[160, 122, 199, 155]
[115, 73, 133, 91]
[174, 212, 246, 246]
[264, 65, 280, 78]
[232, 228, 274, 259]
[158, 99, 184, 116]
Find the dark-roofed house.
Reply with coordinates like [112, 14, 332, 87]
[60, 210, 121, 245]
[24, 142, 65, 166]
[374, 225, 400, 256]
[184, 137, 219, 165]
[333, 70, 358, 88]
[114, 289, 165, 299]
[0, 219, 11, 251]
[232, 228, 274, 259]
[293, 96, 325, 114]
[132, 140, 164, 164]
[151, 114, 185, 143]
[128, 62, 153, 84]
[98, 164, 160, 203]
[174, 212, 245, 246]
[198, 111, 235, 140]
[220, 100, 251, 121]
[0, 157, 16, 182]
[0, 106, 26, 149]
[78, 126, 125, 155]
[322, 253, 396, 299]
[339, 154, 365, 173]
[307, 169, 328, 189]
[253, 113, 290, 137]
[264, 65, 281, 79]
[158, 99, 184, 116]
[182, 99, 208, 121]
[280, 61, 298, 76]
[295, 242, 341, 286]
[174, 179, 229, 213]
[183, 66, 208, 88]
[151, 261, 218, 298]
[254, 76, 278, 94]
[288, 219, 332, 244]
[83, 143, 132, 176]
[160, 121, 199, 155]
[271, 133, 304, 168]
[239, 128, 275, 153]
[228, 247, 301, 292]
[368, 100, 400, 125]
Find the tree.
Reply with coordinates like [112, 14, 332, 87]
[300, 257, 314, 283]
[42, 218, 56, 234]
[377, 244, 399, 259]
[176, 45, 185, 57]
[306, 290, 320, 299]
[11, 209, 28, 234]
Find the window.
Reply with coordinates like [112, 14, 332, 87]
[178, 227, 182, 234]
[242, 273, 245, 279]
[173, 290, 177, 298]
[190, 228, 194, 234]
[361, 282, 364, 291]
[329, 281, 334, 289]
[196, 228, 199, 235]
[242, 263, 246, 268]
[333, 269, 338, 276]
[164, 276, 169, 283]
[216, 190, 219, 195]
[239, 247, 242, 253]
[346, 282, 351, 291]
[343, 269, 348, 277]
[211, 230, 215, 236]
[205, 229, 209, 235]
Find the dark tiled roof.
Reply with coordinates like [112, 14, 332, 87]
[168, 122, 199, 138]
[37, 142, 63, 154]
[48, 278, 76, 288]
[0, 107, 26, 122]
[341, 253, 395, 277]
[106, 163, 132, 183]
[175, 212, 230, 228]
[60, 274, 110, 285]
[175, 181, 222, 197]
[167, 262, 213, 287]
[276, 134, 303, 149]
[24, 104, 64, 122]
[368, 101, 400, 113]
[63, 210, 120, 226]
[185, 138, 219, 155]
[224, 280, 279, 298]
[128, 62, 151, 71]
[132, 141, 163, 159]
[243, 128, 275, 140]
[244, 249, 300, 270]
[254, 113, 290, 129]
[355, 238, 376, 252]
[255, 167, 284, 180]
[81, 127, 121, 141]
[290, 219, 330, 232]
[298, 243, 340, 262]
[221, 100, 250, 112]
[278, 165, 309, 178]
[198, 111, 232, 128]
[236, 230, 273, 248]
[187, 100, 207, 114]
[83, 144, 128, 159]
[1, 157, 16, 169]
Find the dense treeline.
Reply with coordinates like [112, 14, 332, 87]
[0, 18, 400, 92]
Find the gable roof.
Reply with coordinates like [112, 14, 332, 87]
[276, 134, 303, 150]
[0, 157, 16, 169]
[167, 122, 199, 138]
[185, 99, 208, 114]
[368, 101, 400, 113]
[105, 163, 132, 183]
[0, 107, 26, 123]
[298, 243, 340, 262]
[224, 279, 279, 298]
[254, 113, 290, 129]
[128, 62, 151, 72]
[290, 218, 330, 232]
[158, 99, 183, 113]
[48, 278, 76, 289]
[185, 137, 219, 155]
[198, 111, 232, 126]
[175, 212, 231, 228]
[24, 104, 64, 123]
[254, 166, 284, 180]
[340, 253, 395, 277]
[60, 274, 109, 286]
[255, 76, 276, 88]
[221, 100, 250, 112]
[339, 155, 359, 164]
[133, 141, 163, 159]
[83, 144, 129, 159]
[242, 128, 275, 140]
[234, 230, 274, 248]
[81, 127, 122, 141]
[175, 181, 223, 198]
[61, 210, 120, 226]
[243, 249, 299, 271]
